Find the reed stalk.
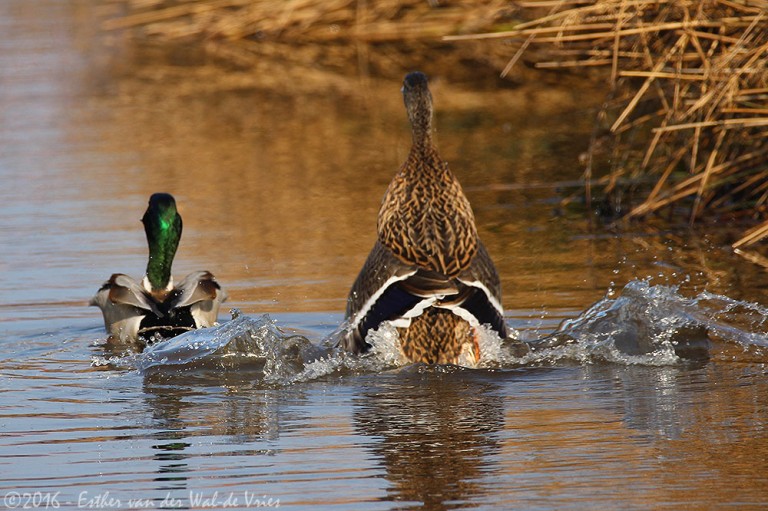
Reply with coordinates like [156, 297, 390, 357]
[105, 0, 768, 248]
[450, 0, 767, 248]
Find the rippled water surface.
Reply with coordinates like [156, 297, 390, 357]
[3, 2, 768, 510]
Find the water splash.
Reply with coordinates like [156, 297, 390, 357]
[91, 312, 405, 384]
[526, 279, 768, 366]
[136, 313, 329, 382]
[91, 280, 768, 383]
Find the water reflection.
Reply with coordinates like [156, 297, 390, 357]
[582, 364, 705, 440]
[140, 375, 289, 500]
[142, 375, 288, 442]
[152, 432, 190, 492]
[354, 369, 504, 509]
[650, 364, 768, 507]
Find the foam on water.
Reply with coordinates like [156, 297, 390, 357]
[91, 279, 768, 384]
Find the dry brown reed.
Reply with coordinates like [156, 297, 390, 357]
[450, 0, 768, 250]
[103, 0, 520, 83]
[105, 0, 512, 40]
[106, 1, 768, 251]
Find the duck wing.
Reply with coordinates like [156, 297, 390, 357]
[90, 273, 162, 342]
[454, 241, 508, 338]
[343, 240, 508, 353]
[171, 271, 228, 327]
[344, 240, 462, 353]
[91, 273, 161, 315]
[344, 240, 417, 353]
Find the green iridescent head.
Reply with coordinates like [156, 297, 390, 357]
[142, 193, 182, 292]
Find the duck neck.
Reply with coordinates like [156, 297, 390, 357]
[144, 245, 175, 295]
[408, 98, 434, 152]
[143, 204, 182, 295]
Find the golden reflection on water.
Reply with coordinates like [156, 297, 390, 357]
[354, 372, 505, 506]
[75, 42, 611, 316]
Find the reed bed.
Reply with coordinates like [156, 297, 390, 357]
[105, 0, 512, 41]
[104, 0, 519, 82]
[106, 1, 768, 250]
[450, 0, 768, 249]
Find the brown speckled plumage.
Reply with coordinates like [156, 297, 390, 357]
[378, 74, 478, 278]
[344, 72, 506, 365]
[399, 308, 479, 365]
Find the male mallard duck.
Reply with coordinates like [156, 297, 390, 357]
[342, 71, 508, 365]
[90, 193, 227, 345]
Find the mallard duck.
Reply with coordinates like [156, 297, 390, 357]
[90, 193, 228, 345]
[342, 71, 508, 365]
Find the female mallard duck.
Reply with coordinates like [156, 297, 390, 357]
[90, 193, 227, 345]
[343, 71, 508, 365]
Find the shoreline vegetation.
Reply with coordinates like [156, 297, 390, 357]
[104, 0, 768, 258]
